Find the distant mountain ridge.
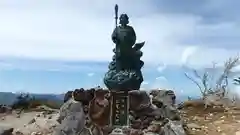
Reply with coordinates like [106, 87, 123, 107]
[0, 92, 64, 105]
[0, 91, 194, 106]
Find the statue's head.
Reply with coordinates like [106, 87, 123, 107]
[119, 14, 129, 25]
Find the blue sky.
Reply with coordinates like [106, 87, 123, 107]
[0, 0, 240, 96]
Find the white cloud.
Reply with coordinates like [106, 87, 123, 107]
[181, 46, 239, 69]
[149, 76, 173, 89]
[180, 89, 184, 94]
[156, 63, 166, 73]
[232, 64, 240, 72]
[0, 0, 239, 69]
[155, 76, 167, 81]
[142, 81, 149, 85]
[0, 59, 107, 72]
[181, 46, 198, 65]
[87, 73, 95, 77]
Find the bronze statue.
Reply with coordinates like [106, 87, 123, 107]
[104, 5, 144, 91]
[103, 4, 145, 127]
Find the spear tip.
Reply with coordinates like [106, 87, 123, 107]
[115, 4, 118, 11]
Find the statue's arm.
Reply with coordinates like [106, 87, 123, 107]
[130, 26, 136, 45]
[111, 28, 118, 44]
[132, 27, 136, 41]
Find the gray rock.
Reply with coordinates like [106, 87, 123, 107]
[14, 130, 24, 135]
[63, 91, 73, 103]
[150, 90, 176, 107]
[161, 120, 186, 135]
[0, 126, 14, 135]
[57, 98, 82, 123]
[53, 99, 85, 135]
[129, 90, 151, 111]
[149, 90, 181, 121]
[186, 123, 201, 129]
[110, 128, 125, 135]
[144, 132, 159, 135]
[78, 128, 92, 135]
[28, 118, 36, 124]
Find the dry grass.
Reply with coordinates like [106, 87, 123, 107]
[181, 102, 240, 135]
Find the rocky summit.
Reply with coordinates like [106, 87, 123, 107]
[1, 87, 240, 135]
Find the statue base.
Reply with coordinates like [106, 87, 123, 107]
[103, 69, 143, 91]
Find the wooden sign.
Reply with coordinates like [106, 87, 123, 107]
[111, 90, 129, 126]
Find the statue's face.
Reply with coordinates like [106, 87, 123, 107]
[119, 14, 129, 25]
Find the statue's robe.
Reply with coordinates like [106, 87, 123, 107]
[111, 25, 136, 55]
[111, 25, 137, 70]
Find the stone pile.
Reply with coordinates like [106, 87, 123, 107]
[127, 90, 185, 135]
[56, 87, 187, 135]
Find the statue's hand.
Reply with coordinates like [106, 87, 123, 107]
[112, 37, 119, 44]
